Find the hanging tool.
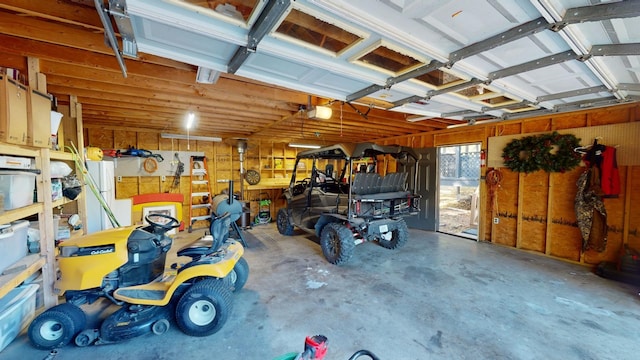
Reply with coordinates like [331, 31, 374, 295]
[166, 152, 184, 193]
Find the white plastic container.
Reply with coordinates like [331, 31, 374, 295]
[0, 284, 39, 352]
[0, 220, 29, 274]
[0, 156, 31, 170]
[0, 171, 36, 210]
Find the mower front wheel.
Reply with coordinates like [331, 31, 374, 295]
[28, 310, 76, 350]
[175, 279, 232, 337]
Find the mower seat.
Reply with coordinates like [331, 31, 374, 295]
[177, 212, 231, 260]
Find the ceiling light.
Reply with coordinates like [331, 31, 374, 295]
[161, 133, 221, 142]
[307, 106, 332, 120]
[186, 112, 195, 129]
[406, 115, 434, 122]
[289, 143, 321, 149]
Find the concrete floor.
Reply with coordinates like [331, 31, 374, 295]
[4, 224, 640, 360]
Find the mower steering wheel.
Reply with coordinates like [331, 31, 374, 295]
[145, 213, 180, 233]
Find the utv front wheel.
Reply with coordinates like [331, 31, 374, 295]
[175, 279, 232, 337]
[378, 219, 409, 249]
[320, 222, 355, 265]
[277, 208, 295, 235]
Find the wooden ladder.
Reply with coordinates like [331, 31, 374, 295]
[188, 155, 213, 232]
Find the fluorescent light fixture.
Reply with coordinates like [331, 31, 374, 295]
[307, 105, 332, 120]
[161, 133, 222, 142]
[196, 66, 221, 84]
[289, 143, 321, 149]
[446, 118, 503, 129]
[407, 115, 434, 122]
[186, 112, 195, 129]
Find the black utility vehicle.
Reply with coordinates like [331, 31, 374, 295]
[276, 142, 421, 264]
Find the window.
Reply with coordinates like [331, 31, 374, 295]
[413, 68, 466, 89]
[176, 0, 260, 23]
[352, 40, 426, 76]
[274, 8, 364, 55]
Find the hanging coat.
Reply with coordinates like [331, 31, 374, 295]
[575, 167, 607, 252]
[600, 146, 620, 197]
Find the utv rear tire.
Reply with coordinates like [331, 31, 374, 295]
[277, 208, 295, 235]
[378, 219, 409, 249]
[28, 310, 76, 350]
[320, 222, 355, 265]
[175, 279, 232, 337]
[229, 257, 249, 292]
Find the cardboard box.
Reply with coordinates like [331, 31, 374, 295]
[27, 89, 52, 148]
[0, 76, 28, 145]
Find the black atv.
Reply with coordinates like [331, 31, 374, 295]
[276, 142, 421, 265]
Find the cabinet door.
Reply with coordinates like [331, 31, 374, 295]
[29, 90, 52, 148]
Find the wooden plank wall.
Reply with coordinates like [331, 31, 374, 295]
[379, 103, 640, 266]
[83, 128, 289, 226]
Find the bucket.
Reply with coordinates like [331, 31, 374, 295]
[237, 211, 252, 229]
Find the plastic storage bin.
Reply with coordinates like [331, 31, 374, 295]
[0, 284, 39, 352]
[0, 171, 36, 210]
[0, 220, 29, 274]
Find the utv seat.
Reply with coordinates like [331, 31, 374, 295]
[177, 212, 231, 260]
[380, 172, 407, 192]
[352, 172, 410, 200]
[351, 173, 382, 195]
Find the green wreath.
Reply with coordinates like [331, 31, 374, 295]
[502, 132, 582, 173]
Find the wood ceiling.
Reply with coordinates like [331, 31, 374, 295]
[0, 0, 458, 145]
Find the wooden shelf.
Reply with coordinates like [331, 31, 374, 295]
[0, 254, 45, 299]
[0, 143, 39, 157]
[0, 203, 44, 224]
[50, 151, 74, 161]
[52, 197, 73, 208]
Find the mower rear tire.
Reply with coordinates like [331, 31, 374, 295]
[28, 310, 76, 350]
[55, 303, 87, 334]
[378, 219, 409, 250]
[175, 279, 232, 337]
[320, 222, 355, 265]
[277, 208, 295, 235]
[229, 257, 249, 292]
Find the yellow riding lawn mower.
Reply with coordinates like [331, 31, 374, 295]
[28, 212, 249, 349]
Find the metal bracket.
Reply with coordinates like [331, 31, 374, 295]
[109, 0, 137, 58]
[228, 0, 290, 74]
[94, 0, 127, 77]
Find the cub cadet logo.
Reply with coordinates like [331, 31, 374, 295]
[91, 248, 114, 255]
[75, 244, 116, 257]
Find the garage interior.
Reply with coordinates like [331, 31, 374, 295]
[0, 0, 639, 359]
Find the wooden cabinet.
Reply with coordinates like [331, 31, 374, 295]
[0, 75, 28, 145]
